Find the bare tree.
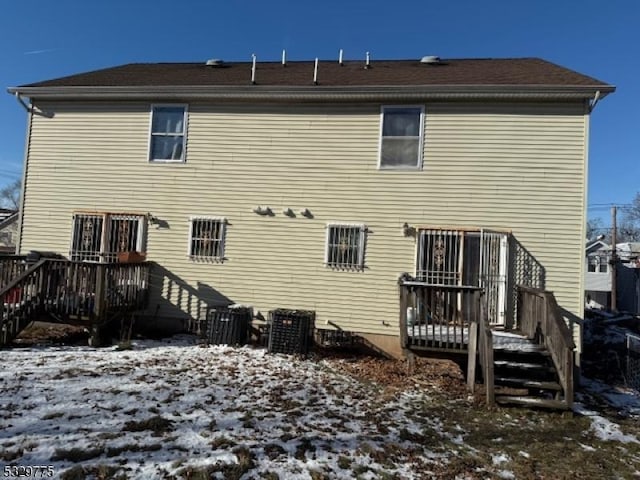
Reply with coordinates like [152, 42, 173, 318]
[0, 179, 21, 210]
[586, 217, 606, 241]
[627, 192, 640, 224]
[614, 193, 640, 242]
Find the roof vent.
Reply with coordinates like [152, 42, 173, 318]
[420, 55, 441, 64]
[206, 58, 224, 67]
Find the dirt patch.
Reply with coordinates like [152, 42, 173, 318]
[14, 321, 88, 346]
[323, 353, 467, 397]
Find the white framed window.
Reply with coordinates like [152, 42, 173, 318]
[149, 104, 188, 162]
[70, 213, 146, 262]
[325, 223, 367, 270]
[189, 217, 226, 261]
[379, 105, 425, 169]
[588, 256, 608, 273]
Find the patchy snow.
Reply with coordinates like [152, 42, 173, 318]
[0, 336, 459, 479]
[573, 403, 639, 444]
[492, 453, 509, 465]
[4, 333, 640, 478]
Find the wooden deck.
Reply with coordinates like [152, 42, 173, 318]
[1, 256, 149, 346]
[399, 278, 575, 409]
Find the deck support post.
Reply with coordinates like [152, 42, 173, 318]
[90, 264, 107, 347]
[467, 320, 478, 393]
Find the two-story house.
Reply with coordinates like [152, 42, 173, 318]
[586, 239, 640, 313]
[0, 209, 18, 254]
[7, 56, 613, 369]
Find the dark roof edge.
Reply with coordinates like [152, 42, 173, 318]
[0, 211, 18, 230]
[7, 84, 615, 102]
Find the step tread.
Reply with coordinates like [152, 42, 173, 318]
[494, 359, 555, 371]
[494, 376, 562, 391]
[495, 395, 569, 410]
[494, 345, 550, 355]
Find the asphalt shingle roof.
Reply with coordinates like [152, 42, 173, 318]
[21, 58, 612, 89]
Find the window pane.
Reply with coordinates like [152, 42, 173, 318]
[151, 136, 184, 161]
[71, 215, 103, 262]
[190, 218, 225, 260]
[381, 138, 420, 167]
[327, 225, 364, 269]
[152, 107, 185, 134]
[383, 108, 421, 136]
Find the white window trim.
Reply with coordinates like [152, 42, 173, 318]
[377, 105, 425, 171]
[324, 222, 367, 270]
[188, 216, 227, 261]
[148, 104, 189, 163]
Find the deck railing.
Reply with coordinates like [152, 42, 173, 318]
[0, 255, 27, 291]
[516, 285, 575, 407]
[399, 279, 482, 353]
[1, 258, 150, 346]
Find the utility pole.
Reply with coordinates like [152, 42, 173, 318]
[611, 206, 618, 312]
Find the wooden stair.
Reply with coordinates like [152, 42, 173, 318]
[491, 340, 570, 410]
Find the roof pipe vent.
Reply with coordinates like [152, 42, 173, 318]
[420, 55, 441, 64]
[282, 49, 286, 67]
[365, 51, 371, 69]
[313, 58, 319, 85]
[251, 54, 257, 84]
[338, 49, 344, 66]
[205, 59, 224, 67]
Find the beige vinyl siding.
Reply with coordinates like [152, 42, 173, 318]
[21, 101, 588, 337]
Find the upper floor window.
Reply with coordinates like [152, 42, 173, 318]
[189, 217, 226, 261]
[325, 223, 367, 270]
[379, 106, 424, 169]
[149, 105, 188, 162]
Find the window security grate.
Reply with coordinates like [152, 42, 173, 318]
[325, 224, 366, 269]
[189, 217, 226, 260]
[70, 213, 145, 262]
[416, 229, 462, 285]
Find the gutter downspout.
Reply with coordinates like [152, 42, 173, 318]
[589, 90, 601, 113]
[15, 98, 33, 255]
[14, 92, 31, 113]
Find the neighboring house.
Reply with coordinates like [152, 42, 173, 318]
[0, 209, 18, 254]
[585, 240, 640, 313]
[7, 56, 614, 359]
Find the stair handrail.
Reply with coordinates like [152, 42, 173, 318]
[541, 292, 574, 408]
[0, 258, 48, 299]
[1, 258, 49, 345]
[516, 285, 575, 408]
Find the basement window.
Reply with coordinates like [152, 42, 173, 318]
[379, 106, 424, 169]
[325, 223, 366, 270]
[149, 105, 188, 162]
[189, 217, 226, 261]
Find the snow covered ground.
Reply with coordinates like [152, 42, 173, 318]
[1, 336, 455, 479]
[2, 335, 640, 479]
